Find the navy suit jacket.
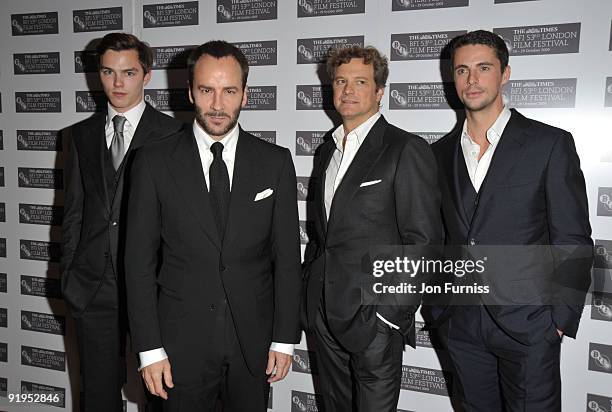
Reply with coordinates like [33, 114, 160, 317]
[431, 109, 593, 343]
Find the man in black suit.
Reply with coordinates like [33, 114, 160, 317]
[61, 33, 183, 411]
[124, 41, 302, 411]
[302, 46, 442, 411]
[431, 30, 593, 411]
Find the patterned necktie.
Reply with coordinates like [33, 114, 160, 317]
[209, 142, 230, 239]
[111, 115, 127, 171]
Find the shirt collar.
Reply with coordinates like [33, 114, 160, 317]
[106, 99, 146, 131]
[461, 106, 511, 146]
[192, 120, 240, 153]
[332, 112, 381, 152]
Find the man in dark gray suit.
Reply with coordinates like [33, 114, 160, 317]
[303, 45, 442, 412]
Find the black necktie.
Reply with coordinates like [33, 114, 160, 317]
[209, 142, 230, 239]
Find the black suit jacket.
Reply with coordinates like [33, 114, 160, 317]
[124, 127, 302, 376]
[303, 116, 443, 352]
[61, 103, 183, 316]
[431, 109, 593, 342]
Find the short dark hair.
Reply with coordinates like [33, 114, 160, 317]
[449, 30, 509, 73]
[96, 32, 153, 73]
[326, 46, 389, 89]
[187, 40, 249, 89]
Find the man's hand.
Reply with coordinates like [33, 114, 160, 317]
[266, 350, 291, 383]
[141, 358, 174, 400]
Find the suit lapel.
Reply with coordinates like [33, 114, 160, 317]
[222, 130, 262, 249]
[79, 113, 111, 213]
[167, 130, 222, 250]
[327, 116, 388, 232]
[445, 131, 471, 231]
[99, 130, 115, 213]
[127, 103, 156, 151]
[128, 102, 176, 151]
[471, 110, 529, 226]
[109, 104, 157, 213]
[316, 141, 335, 238]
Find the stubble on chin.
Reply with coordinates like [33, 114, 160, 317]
[195, 107, 240, 138]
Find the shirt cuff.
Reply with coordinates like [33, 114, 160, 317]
[269, 342, 294, 356]
[139, 348, 168, 370]
[376, 312, 400, 330]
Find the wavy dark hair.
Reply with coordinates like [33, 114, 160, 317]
[326, 46, 389, 89]
[96, 32, 153, 73]
[448, 30, 509, 73]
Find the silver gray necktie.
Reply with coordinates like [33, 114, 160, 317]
[111, 115, 127, 171]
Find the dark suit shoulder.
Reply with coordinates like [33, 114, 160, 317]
[71, 112, 105, 140]
[137, 127, 185, 158]
[144, 104, 184, 135]
[431, 125, 460, 154]
[238, 129, 291, 164]
[317, 136, 336, 153]
[240, 129, 289, 158]
[311, 136, 335, 174]
[385, 122, 433, 152]
[515, 111, 569, 140]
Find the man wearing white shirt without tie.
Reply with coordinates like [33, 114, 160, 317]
[431, 30, 592, 411]
[302, 45, 442, 411]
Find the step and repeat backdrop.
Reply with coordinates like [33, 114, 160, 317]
[0, 0, 611, 411]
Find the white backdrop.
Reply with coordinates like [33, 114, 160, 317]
[0, 0, 611, 411]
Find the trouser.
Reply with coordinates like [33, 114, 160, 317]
[445, 305, 561, 412]
[74, 265, 127, 412]
[313, 305, 404, 412]
[163, 302, 270, 412]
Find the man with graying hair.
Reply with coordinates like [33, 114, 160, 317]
[302, 45, 443, 411]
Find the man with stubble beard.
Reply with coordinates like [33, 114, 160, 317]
[430, 30, 592, 411]
[124, 40, 302, 411]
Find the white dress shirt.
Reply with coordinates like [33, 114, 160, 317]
[104, 99, 146, 150]
[193, 120, 239, 190]
[139, 120, 293, 369]
[324, 112, 399, 330]
[460, 106, 512, 192]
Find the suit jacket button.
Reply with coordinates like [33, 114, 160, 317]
[469, 238, 476, 246]
[209, 304, 216, 311]
[220, 266, 226, 272]
[111, 221, 118, 226]
[104, 252, 109, 257]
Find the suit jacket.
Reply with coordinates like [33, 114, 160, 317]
[303, 116, 443, 352]
[431, 109, 593, 343]
[124, 127, 302, 376]
[61, 103, 183, 316]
